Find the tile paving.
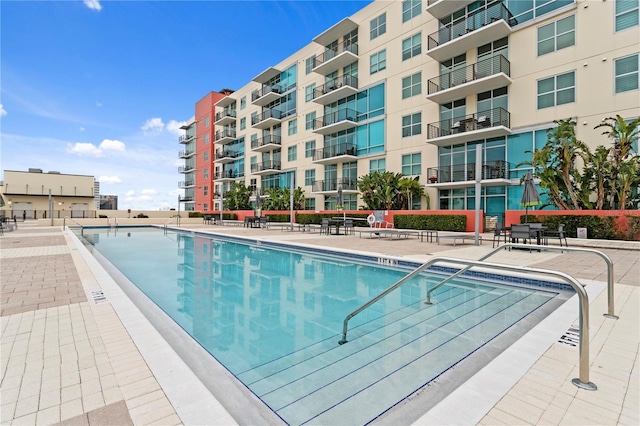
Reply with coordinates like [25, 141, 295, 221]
[1, 221, 638, 425]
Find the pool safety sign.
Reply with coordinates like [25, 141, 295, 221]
[91, 290, 108, 304]
[557, 325, 580, 347]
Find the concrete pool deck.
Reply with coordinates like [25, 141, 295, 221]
[1, 221, 638, 425]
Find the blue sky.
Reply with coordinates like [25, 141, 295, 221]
[1, 0, 372, 210]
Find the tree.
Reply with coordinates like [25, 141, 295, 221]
[223, 182, 251, 210]
[261, 187, 306, 210]
[398, 176, 425, 210]
[357, 171, 420, 210]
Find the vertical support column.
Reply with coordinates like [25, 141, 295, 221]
[474, 145, 482, 245]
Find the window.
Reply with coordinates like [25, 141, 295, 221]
[616, 0, 639, 31]
[370, 50, 386, 74]
[204, 186, 208, 196]
[402, 153, 421, 176]
[204, 203, 208, 211]
[288, 145, 297, 161]
[402, 0, 422, 22]
[288, 119, 297, 135]
[305, 84, 316, 102]
[370, 158, 386, 173]
[204, 168, 209, 179]
[240, 117, 246, 130]
[251, 112, 258, 124]
[537, 15, 575, 56]
[305, 169, 315, 186]
[305, 140, 316, 158]
[402, 33, 422, 61]
[240, 96, 246, 110]
[204, 116, 210, 127]
[537, 71, 575, 108]
[306, 55, 316, 74]
[401, 72, 422, 99]
[305, 112, 316, 130]
[370, 13, 386, 40]
[615, 54, 639, 93]
[305, 198, 316, 210]
[204, 133, 209, 145]
[204, 151, 209, 161]
[402, 112, 422, 137]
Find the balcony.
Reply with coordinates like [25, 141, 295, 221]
[311, 177, 358, 193]
[214, 170, 244, 181]
[251, 85, 283, 107]
[312, 39, 359, 76]
[215, 149, 243, 164]
[251, 134, 282, 152]
[178, 180, 195, 188]
[178, 164, 195, 174]
[215, 128, 237, 145]
[427, 3, 515, 62]
[312, 74, 358, 105]
[214, 110, 236, 126]
[179, 195, 194, 202]
[250, 160, 282, 176]
[425, 160, 511, 188]
[178, 134, 195, 144]
[178, 149, 195, 159]
[427, 55, 511, 104]
[426, 107, 511, 146]
[251, 109, 283, 129]
[426, 0, 476, 20]
[214, 95, 236, 109]
[312, 142, 357, 165]
[312, 108, 358, 135]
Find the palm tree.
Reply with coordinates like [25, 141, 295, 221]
[582, 145, 611, 210]
[224, 182, 252, 210]
[398, 176, 424, 210]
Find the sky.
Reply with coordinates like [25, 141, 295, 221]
[0, 0, 372, 210]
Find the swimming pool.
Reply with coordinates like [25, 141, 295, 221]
[77, 227, 572, 425]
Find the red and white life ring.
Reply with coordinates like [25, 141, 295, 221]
[366, 214, 376, 226]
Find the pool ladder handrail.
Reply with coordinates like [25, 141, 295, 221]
[63, 216, 83, 231]
[337, 255, 597, 391]
[163, 214, 181, 233]
[425, 243, 617, 319]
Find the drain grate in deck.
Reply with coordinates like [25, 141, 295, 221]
[91, 290, 108, 304]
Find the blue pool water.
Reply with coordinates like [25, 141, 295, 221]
[78, 227, 566, 425]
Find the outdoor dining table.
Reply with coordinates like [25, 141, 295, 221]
[244, 216, 262, 228]
[328, 218, 345, 235]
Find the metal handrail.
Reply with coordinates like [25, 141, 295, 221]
[163, 215, 181, 233]
[426, 243, 617, 319]
[338, 255, 597, 390]
[63, 216, 84, 231]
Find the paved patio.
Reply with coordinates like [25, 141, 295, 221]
[1, 221, 638, 425]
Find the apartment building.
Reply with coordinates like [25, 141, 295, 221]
[179, 0, 639, 218]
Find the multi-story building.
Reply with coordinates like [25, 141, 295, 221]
[180, 0, 639, 219]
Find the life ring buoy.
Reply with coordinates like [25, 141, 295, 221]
[366, 214, 376, 226]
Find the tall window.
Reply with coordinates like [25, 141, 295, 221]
[240, 117, 246, 130]
[305, 84, 316, 102]
[204, 186, 208, 196]
[402, 33, 422, 61]
[402, 113, 422, 137]
[537, 15, 575, 56]
[370, 50, 386, 74]
[615, 0, 639, 31]
[288, 145, 297, 161]
[204, 133, 209, 145]
[370, 13, 386, 40]
[288, 119, 297, 135]
[370, 158, 386, 173]
[401, 72, 422, 99]
[402, 153, 421, 176]
[240, 97, 246, 109]
[537, 71, 575, 108]
[305, 55, 316, 74]
[305, 169, 315, 186]
[615, 54, 639, 93]
[204, 116, 210, 127]
[204, 168, 209, 179]
[402, 0, 422, 22]
[204, 151, 209, 161]
[305, 112, 316, 130]
[305, 140, 316, 158]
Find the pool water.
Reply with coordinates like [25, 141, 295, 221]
[79, 227, 565, 425]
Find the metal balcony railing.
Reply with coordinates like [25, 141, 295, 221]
[426, 107, 510, 140]
[312, 74, 358, 99]
[251, 134, 282, 149]
[311, 177, 358, 192]
[214, 170, 244, 179]
[178, 134, 194, 143]
[251, 109, 283, 125]
[215, 129, 237, 141]
[215, 150, 242, 160]
[427, 2, 516, 49]
[313, 108, 358, 130]
[178, 180, 195, 188]
[427, 55, 510, 94]
[312, 142, 357, 162]
[251, 84, 282, 102]
[426, 160, 511, 184]
[178, 150, 194, 158]
[178, 165, 195, 173]
[215, 110, 236, 122]
[313, 39, 359, 69]
[250, 160, 282, 173]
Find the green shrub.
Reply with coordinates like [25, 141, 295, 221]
[295, 213, 370, 227]
[523, 215, 617, 239]
[188, 212, 204, 218]
[394, 214, 467, 231]
[136, 213, 149, 218]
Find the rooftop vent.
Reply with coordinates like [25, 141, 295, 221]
[28, 168, 43, 173]
[48, 171, 61, 174]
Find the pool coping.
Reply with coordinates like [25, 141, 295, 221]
[67, 227, 607, 425]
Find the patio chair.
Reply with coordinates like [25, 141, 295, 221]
[544, 224, 568, 247]
[492, 225, 509, 248]
[509, 224, 531, 245]
[320, 218, 330, 235]
[344, 219, 355, 235]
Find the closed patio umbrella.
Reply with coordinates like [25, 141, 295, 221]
[520, 171, 541, 223]
[255, 188, 262, 217]
[337, 185, 345, 220]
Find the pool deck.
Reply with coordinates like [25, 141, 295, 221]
[1, 221, 638, 425]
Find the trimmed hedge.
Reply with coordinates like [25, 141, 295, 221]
[523, 215, 618, 240]
[394, 214, 467, 231]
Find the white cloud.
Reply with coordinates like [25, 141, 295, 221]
[99, 139, 125, 152]
[79, 127, 86, 132]
[67, 138, 125, 157]
[99, 176, 122, 184]
[166, 119, 186, 136]
[0, 104, 6, 117]
[96, 102, 103, 107]
[83, 0, 102, 11]
[125, 190, 136, 197]
[141, 189, 159, 195]
[141, 117, 164, 132]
